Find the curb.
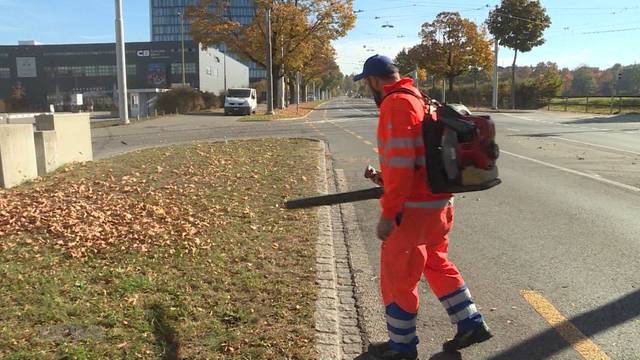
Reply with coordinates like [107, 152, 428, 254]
[279, 100, 332, 121]
[314, 141, 365, 359]
[334, 170, 387, 346]
[314, 140, 341, 358]
[242, 100, 332, 122]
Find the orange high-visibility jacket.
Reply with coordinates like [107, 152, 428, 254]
[377, 78, 452, 220]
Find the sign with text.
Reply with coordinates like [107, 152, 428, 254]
[16, 57, 37, 78]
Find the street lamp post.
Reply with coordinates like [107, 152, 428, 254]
[265, 7, 274, 115]
[492, 39, 499, 109]
[223, 50, 227, 92]
[177, 10, 186, 86]
[115, 0, 129, 124]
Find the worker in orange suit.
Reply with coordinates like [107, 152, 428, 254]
[353, 55, 493, 359]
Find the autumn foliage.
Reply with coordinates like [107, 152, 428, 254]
[187, 0, 355, 101]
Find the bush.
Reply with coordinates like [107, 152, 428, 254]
[201, 91, 224, 109]
[157, 88, 205, 114]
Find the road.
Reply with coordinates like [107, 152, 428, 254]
[92, 99, 640, 359]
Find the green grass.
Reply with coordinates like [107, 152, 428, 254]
[548, 97, 640, 114]
[0, 139, 319, 359]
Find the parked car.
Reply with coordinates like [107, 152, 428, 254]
[224, 88, 257, 115]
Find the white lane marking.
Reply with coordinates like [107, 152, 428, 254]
[551, 136, 640, 156]
[505, 128, 521, 132]
[502, 150, 640, 193]
[313, 117, 375, 125]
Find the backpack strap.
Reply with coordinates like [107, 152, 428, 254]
[382, 87, 431, 105]
[382, 87, 434, 116]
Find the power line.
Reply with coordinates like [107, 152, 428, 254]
[581, 26, 640, 35]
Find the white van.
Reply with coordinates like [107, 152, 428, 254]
[224, 88, 257, 116]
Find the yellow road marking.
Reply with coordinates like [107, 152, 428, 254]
[521, 290, 610, 360]
[363, 140, 373, 146]
[373, 148, 378, 153]
[355, 135, 363, 139]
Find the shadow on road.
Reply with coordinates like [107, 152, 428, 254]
[488, 289, 640, 359]
[354, 349, 463, 360]
[428, 351, 463, 360]
[563, 113, 640, 125]
[507, 128, 626, 138]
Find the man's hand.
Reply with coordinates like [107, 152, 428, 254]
[364, 165, 384, 186]
[376, 216, 395, 241]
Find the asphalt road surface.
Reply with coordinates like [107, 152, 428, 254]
[92, 99, 640, 359]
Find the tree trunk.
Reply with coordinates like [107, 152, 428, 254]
[301, 79, 308, 102]
[288, 78, 296, 105]
[272, 64, 282, 110]
[448, 76, 455, 92]
[511, 49, 518, 109]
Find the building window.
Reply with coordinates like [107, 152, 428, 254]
[0, 67, 10, 78]
[171, 63, 196, 74]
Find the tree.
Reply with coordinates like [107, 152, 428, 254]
[296, 42, 337, 102]
[413, 12, 493, 93]
[531, 62, 562, 99]
[487, 0, 551, 109]
[618, 64, 640, 95]
[570, 67, 595, 96]
[394, 48, 419, 76]
[188, 0, 355, 110]
[8, 82, 28, 112]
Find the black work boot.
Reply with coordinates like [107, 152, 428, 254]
[442, 321, 493, 353]
[367, 341, 419, 360]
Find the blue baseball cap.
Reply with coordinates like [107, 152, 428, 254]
[353, 55, 397, 81]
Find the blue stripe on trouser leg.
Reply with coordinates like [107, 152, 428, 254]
[439, 285, 484, 333]
[385, 303, 419, 353]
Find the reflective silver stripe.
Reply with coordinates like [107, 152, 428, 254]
[388, 331, 417, 344]
[450, 304, 478, 324]
[386, 314, 416, 330]
[441, 288, 472, 309]
[388, 156, 416, 168]
[385, 137, 424, 149]
[404, 198, 453, 209]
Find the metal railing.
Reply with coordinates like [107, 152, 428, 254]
[548, 96, 640, 114]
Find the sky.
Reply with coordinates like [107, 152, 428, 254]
[0, 0, 639, 75]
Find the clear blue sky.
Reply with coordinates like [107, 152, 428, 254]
[1, 0, 638, 74]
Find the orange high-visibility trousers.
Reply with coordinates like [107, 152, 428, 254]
[380, 203, 484, 353]
[380, 204, 464, 311]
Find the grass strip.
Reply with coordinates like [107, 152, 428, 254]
[0, 139, 319, 359]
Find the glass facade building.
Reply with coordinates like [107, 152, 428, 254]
[0, 41, 249, 111]
[150, 0, 265, 81]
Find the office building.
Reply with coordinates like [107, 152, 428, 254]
[150, 0, 265, 82]
[0, 41, 249, 112]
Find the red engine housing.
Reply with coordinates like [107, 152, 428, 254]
[456, 115, 499, 171]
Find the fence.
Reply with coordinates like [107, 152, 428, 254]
[548, 96, 640, 114]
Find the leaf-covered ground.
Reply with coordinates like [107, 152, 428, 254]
[0, 139, 320, 359]
[240, 101, 323, 122]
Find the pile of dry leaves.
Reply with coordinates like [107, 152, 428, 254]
[0, 143, 282, 258]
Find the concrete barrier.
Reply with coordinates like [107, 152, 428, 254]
[35, 113, 93, 169]
[33, 130, 57, 176]
[0, 124, 38, 188]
